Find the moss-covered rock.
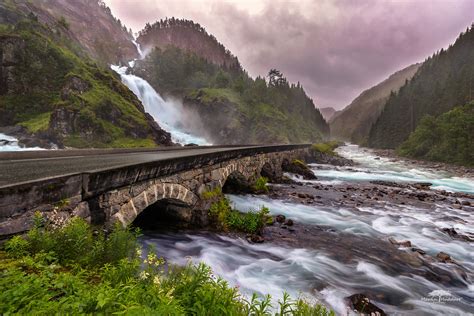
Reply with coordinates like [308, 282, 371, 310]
[0, 15, 171, 148]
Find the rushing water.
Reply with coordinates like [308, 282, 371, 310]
[312, 144, 474, 194]
[0, 133, 45, 152]
[141, 144, 474, 315]
[111, 65, 210, 145]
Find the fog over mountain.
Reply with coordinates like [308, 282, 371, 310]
[104, 0, 474, 109]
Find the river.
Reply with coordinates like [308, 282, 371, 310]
[140, 144, 474, 315]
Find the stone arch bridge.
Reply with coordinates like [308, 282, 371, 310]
[0, 145, 311, 237]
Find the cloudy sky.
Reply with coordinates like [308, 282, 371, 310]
[104, 0, 474, 109]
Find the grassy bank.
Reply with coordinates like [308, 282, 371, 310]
[0, 214, 333, 315]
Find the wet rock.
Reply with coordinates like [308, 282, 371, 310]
[388, 237, 412, 247]
[413, 182, 432, 190]
[461, 200, 471, 206]
[275, 214, 286, 223]
[285, 219, 294, 226]
[411, 247, 426, 255]
[346, 294, 386, 316]
[441, 227, 474, 242]
[282, 159, 317, 180]
[247, 234, 264, 243]
[452, 204, 462, 209]
[436, 252, 454, 263]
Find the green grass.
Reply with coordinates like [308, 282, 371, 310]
[0, 18, 158, 148]
[201, 187, 223, 200]
[311, 141, 341, 156]
[19, 112, 51, 133]
[253, 176, 269, 193]
[209, 197, 270, 234]
[0, 214, 333, 315]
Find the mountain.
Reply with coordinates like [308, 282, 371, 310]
[319, 107, 337, 122]
[0, 1, 171, 148]
[137, 18, 239, 68]
[368, 25, 474, 149]
[330, 63, 420, 144]
[133, 19, 329, 144]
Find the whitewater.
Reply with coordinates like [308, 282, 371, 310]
[140, 144, 474, 315]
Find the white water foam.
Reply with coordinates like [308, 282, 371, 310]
[111, 65, 210, 145]
[309, 144, 474, 194]
[0, 133, 45, 152]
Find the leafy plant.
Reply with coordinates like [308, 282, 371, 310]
[253, 176, 269, 193]
[0, 215, 332, 315]
[209, 198, 270, 234]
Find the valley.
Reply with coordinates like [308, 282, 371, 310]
[0, 0, 473, 315]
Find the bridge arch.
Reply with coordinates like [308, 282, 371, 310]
[112, 182, 198, 227]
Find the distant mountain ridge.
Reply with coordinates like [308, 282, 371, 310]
[330, 63, 420, 144]
[369, 25, 474, 149]
[133, 19, 329, 144]
[138, 18, 239, 68]
[319, 107, 338, 122]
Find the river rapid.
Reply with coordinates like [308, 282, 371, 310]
[141, 144, 474, 315]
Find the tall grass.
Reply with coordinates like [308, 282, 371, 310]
[1, 215, 333, 315]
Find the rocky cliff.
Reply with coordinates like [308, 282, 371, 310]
[0, 4, 171, 148]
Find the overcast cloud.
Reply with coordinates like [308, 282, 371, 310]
[104, 0, 474, 109]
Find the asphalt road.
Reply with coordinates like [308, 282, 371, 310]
[0, 146, 255, 187]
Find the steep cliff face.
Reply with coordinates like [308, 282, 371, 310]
[0, 7, 171, 148]
[32, 0, 138, 64]
[330, 63, 420, 145]
[368, 25, 474, 149]
[137, 18, 239, 68]
[1, 0, 137, 65]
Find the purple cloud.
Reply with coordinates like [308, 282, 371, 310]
[104, 0, 474, 109]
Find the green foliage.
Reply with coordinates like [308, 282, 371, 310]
[137, 46, 329, 144]
[311, 141, 341, 156]
[397, 102, 474, 166]
[1, 215, 332, 315]
[201, 186, 223, 200]
[57, 16, 69, 30]
[5, 215, 138, 268]
[253, 176, 269, 193]
[369, 25, 474, 149]
[19, 112, 51, 133]
[209, 197, 270, 234]
[0, 17, 159, 148]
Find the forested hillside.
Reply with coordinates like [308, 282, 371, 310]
[398, 102, 473, 166]
[0, 2, 171, 148]
[330, 63, 420, 144]
[134, 20, 329, 144]
[368, 25, 474, 149]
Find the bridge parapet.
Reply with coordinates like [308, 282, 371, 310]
[0, 145, 311, 237]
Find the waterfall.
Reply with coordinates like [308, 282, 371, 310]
[111, 65, 210, 145]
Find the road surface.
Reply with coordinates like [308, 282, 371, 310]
[0, 146, 259, 187]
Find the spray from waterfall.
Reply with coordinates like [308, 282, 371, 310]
[111, 41, 211, 145]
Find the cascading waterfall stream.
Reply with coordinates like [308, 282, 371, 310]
[111, 41, 210, 146]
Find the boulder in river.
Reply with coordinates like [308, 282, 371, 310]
[436, 252, 454, 263]
[346, 294, 386, 316]
[388, 237, 412, 247]
[282, 159, 317, 180]
[275, 214, 286, 223]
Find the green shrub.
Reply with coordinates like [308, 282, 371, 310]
[311, 141, 341, 156]
[209, 198, 270, 234]
[201, 186, 223, 200]
[0, 214, 333, 315]
[253, 176, 269, 193]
